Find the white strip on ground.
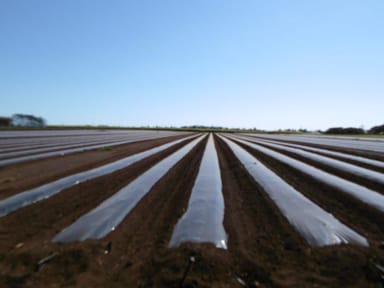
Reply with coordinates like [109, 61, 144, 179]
[0, 134, 200, 217]
[227, 134, 384, 213]
[169, 134, 227, 249]
[53, 134, 207, 242]
[240, 133, 384, 153]
[236, 135, 384, 185]
[241, 137, 384, 169]
[220, 135, 368, 247]
[0, 131, 190, 167]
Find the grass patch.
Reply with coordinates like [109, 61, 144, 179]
[0, 177, 15, 184]
[100, 146, 113, 151]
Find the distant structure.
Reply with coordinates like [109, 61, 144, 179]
[10, 114, 46, 128]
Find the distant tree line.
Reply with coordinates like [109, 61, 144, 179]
[0, 114, 46, 128]
[0, 117, 11, 127]
[180, 125, 263, 132]
[181, 125, 227, 130]
[324, 124, 384, 135]
[368, 124, 384, 134]
[324, 127, 365, 134]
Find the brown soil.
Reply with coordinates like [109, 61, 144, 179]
[0, 133, 383, 288]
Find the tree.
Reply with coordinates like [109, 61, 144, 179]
[324, 127, 365, 135]
[0, 117, 11, 127]
[11, 114, 46, 127]
[368, 124, 384, 134]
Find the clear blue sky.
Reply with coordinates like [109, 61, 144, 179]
[1, 0, 383, 130]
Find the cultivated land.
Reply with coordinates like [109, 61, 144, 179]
[0, 130, 383, 287]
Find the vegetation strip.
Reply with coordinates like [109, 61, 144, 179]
[237, 135, 384, 185]
[52, 134, 207, 242]
[228, 135, 384, 213]
[0, 134, 199, 217]
[220, 135, 368, 247]
[169, 134, 227, 249]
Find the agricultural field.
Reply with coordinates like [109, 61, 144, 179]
[0, 130, 383, 287]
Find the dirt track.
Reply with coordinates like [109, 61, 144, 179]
[0, 132, 383, 287]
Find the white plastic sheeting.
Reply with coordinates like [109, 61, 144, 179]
[227, 135, 384, 213]
[0, 138, 129, 159]
[0, 134, 200, 217]
[240, 133, 384, 153]
[243, 137, 384, 169]
[0, 131, 188, 150]
[0, 136, 174, 168]
[236, 135, 384, 185]
[220, 135, 368, 247]
[169, 134, 227, 249]
[0, 129, 188, 138]
[53, 134, 207, 242]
